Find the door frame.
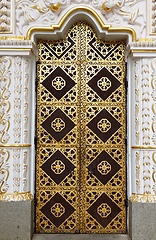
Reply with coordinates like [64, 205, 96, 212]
[29, 7, 134, 232]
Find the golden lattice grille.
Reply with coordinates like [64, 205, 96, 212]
[36, 22, 126, 233]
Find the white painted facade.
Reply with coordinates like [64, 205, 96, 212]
[1, 0, 156, 205]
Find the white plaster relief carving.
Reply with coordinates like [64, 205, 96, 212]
[151, 58, 156, 144]
[0, 40, 35, 46]
[0, 0, 12, 33]
[0, 148, 9, 193]
[135, 151, 140, 193]
[23, 59, 29, 143]
[151, 0, 156, 34]
[129, 42, 156, 48]
[13, 149, 20, 192]
[97, 0, 145, 31]
[134, 60, 140, 145]
[151, 58, 156, 194]
[141, 59, 150, 145]
[152, 151, 156, 194]
[12, 148, 29, 193]
[0, 56, 11, 144]
[15, 0, 146, 38]
[23, 150, 28, 192]
[133, 150, 155, 195]
[143, 151, 151, 194]
[133, 58, 153, 146]
[131, 56, 156, 195]
[12, 56, 30, 193]
[14, 56, 22, 143]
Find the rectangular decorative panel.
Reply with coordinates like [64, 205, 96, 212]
[36, 22, 126, 234]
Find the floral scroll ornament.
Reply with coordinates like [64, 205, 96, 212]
[0, 149, 9, 194]
[16, 0, 145, 35]
[99, 0, 145, 31]
[0, 57, 11, 144]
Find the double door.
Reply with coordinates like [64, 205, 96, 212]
[36, 22, 126, 233]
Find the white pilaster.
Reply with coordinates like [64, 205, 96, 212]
[0, 41, 36, 201]
[128, 41, 156, 202]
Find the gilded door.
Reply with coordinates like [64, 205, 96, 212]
[36, 22, 126, 234]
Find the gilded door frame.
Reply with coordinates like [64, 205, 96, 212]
[28, 7, 134, 232]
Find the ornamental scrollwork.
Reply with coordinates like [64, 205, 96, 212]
[0, 149, 9, 194]
[0, 57, 11, 144]
[15, 0, 146, 37]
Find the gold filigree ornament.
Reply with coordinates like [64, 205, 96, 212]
[130, 193, 156, 203]
[0, 191, 33, 202]
[52, 76, 66, 90]
[51, 203, 65, 217]
[97, 161, 111, 175]
[97, 118, 111, 133]
[101, 2, 112, 12]
[50, 2, 61, 12]
[97, 77, 111, 91]
[0, 149, 10, 193]
[51, 160, 65, 174]
[51, 118, 65, 132]
[97, 203, 111, 218]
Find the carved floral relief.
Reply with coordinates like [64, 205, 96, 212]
[15, 0, 146, 38]
[0, 56, 11, 144]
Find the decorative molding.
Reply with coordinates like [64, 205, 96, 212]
[13, 149, 20, 193]
[131, 56, 156, 195]
[151, 0, 156, 34]
[0, 40, 35, 46]
[134, 60, 140, 145]
[0, 144, 31, 147]
[152, 151, 156, 194]
[142, 151, 151, 194]
[0, 0, 12, 33]
[0, 40, 36, 56]
[135, 152, 140, 193]
[133, 58, 152, 147]
[0, 56, 11, 144]
[23, 58, 29, 143]
[129, 41, 156, 48]
[12, 56, 30, 194]
[15, 0, 145, 38]
[151, 58, 156, 194]
[132, 146, 156, 149]
[130, 193, 156, 203]
[132, 149, 154, 195]
[0, 55, 31, 200]
[14, 56, 22, 144]
[128, 41, 156, 57]
[0, 148, 9, 193]
[0, 191, 33, 201]
[141, 59, 150, 146]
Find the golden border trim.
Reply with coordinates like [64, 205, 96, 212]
[0, 144, 31, 148]
[130, 193, 156, 203]
[0, 36, 25, 40]
[132, 146, 156, 149]
[0, 191, 33, 201]
[26, 6, 136, 41]
[131, 50, 156, 53]
[0, 48, 33, 51]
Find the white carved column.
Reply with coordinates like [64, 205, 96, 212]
[0, 41, 36, 201]
[128, 41, 156, 202]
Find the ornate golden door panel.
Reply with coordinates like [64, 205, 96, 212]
[36, 22, 126, 233]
